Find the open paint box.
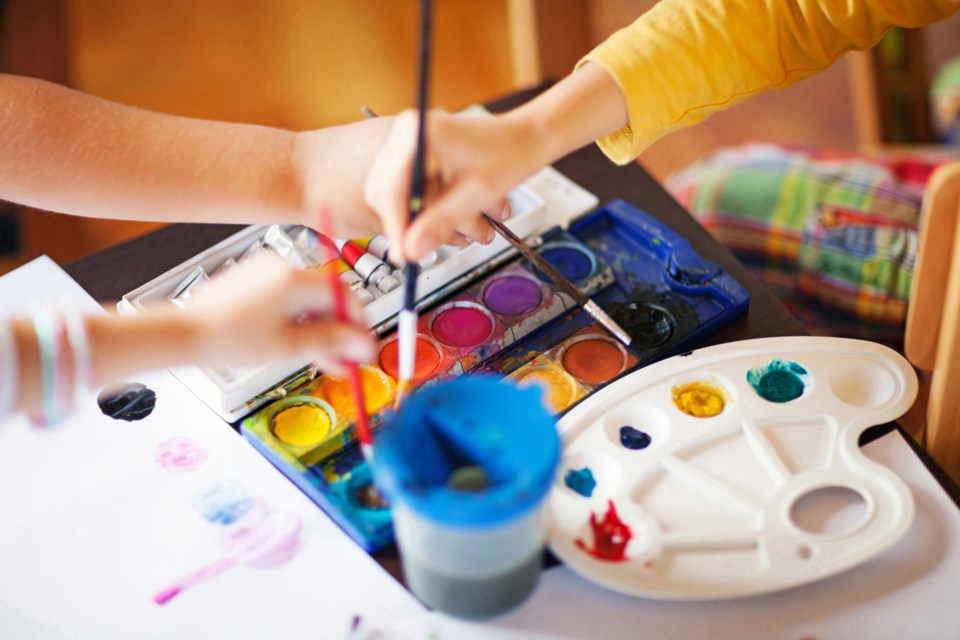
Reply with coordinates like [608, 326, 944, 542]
[240, 197, 752, 551]
[119, 185, 549, 421]
[547, 336, 919, 599]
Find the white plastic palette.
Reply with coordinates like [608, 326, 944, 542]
[547, 337, 919, 600]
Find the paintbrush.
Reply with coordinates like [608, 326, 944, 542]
[318, 209, 375, 463]
[482, 213, 632, 346]
[394, 0, 434, 409]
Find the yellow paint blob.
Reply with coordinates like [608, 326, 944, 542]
[673, 382, 726, 418]
[318, 367, 395, 420]
[516, 368, 575, 413]
[271, 403, 332, 447]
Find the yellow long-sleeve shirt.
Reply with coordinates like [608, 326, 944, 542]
[581, 0, 960, 164]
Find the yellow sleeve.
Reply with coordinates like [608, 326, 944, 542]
[580, 0, 960, 164]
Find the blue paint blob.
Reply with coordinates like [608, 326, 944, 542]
[619, 426, 652, 450]
[537, 245, 594, 282]
[196, 483, 255, 525]
[564, 467, 597, 497]
[747, 359, 809, 403]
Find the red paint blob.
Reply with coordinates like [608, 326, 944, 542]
[575, 500, 632, 562]
[378, 336, 442, 383]
[431, 305, 494, 348]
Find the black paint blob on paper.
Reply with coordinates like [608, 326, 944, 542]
[97, 382, 157, 421]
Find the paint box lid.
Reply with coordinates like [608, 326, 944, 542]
[373, 377, 560, 527]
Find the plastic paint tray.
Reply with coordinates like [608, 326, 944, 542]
[547, 336, 919, 600]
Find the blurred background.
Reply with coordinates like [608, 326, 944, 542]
[1, 0, 959, 275]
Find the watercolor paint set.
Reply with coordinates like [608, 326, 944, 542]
[240, 198, 752, 551]
[547, 336, 918, 600]
[119, 185, 547, 421]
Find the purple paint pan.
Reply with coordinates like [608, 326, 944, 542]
[482, 274, 544, 317]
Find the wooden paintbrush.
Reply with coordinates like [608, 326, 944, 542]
[482, 213, 632, 346]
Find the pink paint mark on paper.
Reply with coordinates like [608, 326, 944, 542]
[155, 437, 208, 472]
[153, 503, 304, 605]
[575, 500, 633, 562]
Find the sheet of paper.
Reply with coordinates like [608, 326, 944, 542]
[0, 256, 424, 639]
[383, 430, 960, 640]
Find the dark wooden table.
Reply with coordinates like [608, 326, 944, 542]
[63, 86, 959, 583]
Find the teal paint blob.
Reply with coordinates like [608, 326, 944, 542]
[564, 467, 597, 498]
[747, 359, 809, 403]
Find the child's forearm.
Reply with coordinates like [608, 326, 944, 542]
[503, 62, 630, 170]
[0, 74, 395, 233]
[0, 74, 308, 226]
[10, 311, 203, 417]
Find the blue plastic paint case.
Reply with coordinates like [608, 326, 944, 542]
[241, 199, 750, 552]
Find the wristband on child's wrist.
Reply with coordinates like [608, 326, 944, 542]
[28, 303, 92, 426]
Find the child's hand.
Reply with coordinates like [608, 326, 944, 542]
[363, 109, 546, 262]
[185, 252, 375, 374]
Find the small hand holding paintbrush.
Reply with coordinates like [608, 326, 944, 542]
[361, 105, 632, 348]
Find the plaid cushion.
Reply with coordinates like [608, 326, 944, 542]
[666, 143, 951, 347]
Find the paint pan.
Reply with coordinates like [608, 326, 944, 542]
[378, 333, 452, 386]
[609, 301, 676, 349]
[559, 334, 629, 386]
[482, 271, 544, 316]
[546, 336, 918, 600]
[533, 240, 598, 285]
[505, 327, 638, 414]
[422, 297, 511, 370]
[315, 365, 396, 420]
[510, 361, 584, 414]
[268, 395, 337, 449]
[311, 445, 395, 551]
[429, 301, 497, 349]
[475, 266, 569, 341]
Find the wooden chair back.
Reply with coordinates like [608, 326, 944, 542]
[905, 162, 960, 481]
